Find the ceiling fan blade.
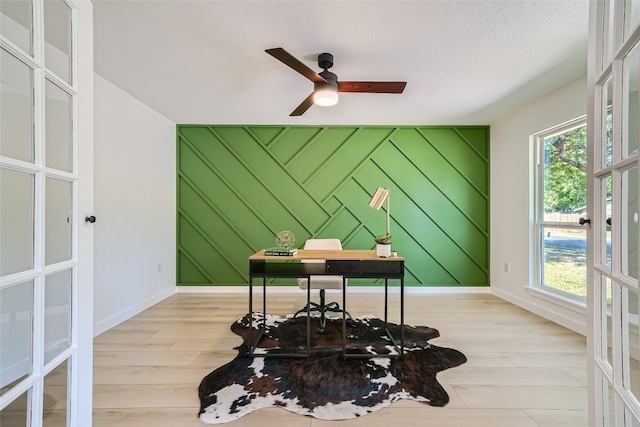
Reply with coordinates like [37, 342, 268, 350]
[290, 93, 315, 116]
[266, 48, 326, 84]
[338, 81, 407, 94]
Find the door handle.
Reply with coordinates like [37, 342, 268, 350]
[85, 215, 96, 223]
[579, 217, 591, 225]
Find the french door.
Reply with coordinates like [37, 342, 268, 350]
[589, 0, 640, 425]
[0, 0, 93, 425]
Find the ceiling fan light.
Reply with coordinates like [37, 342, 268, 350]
[313, 85, 339, 106]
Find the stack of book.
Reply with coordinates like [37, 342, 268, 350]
[264, 247, 298, 256]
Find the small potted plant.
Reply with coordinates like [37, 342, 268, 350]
[374, 233, 392, 257]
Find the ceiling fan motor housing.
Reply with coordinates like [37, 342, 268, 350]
[318, 52, 334, 70]
[316, 69, 338, 91]
[317, 53, 338, 91]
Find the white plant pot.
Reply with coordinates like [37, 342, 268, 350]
[376, 244, 391, 258]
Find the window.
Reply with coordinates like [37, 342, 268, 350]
[533, 117, 589, 301]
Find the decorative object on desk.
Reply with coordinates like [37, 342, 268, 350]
[198, 313, 466, 424]
[374, 233, 392, 258]
[369, 187, 392, 257]
[263, 231, 298, 255]
[264, 246, 298, 256]
[275, 230, 295, 249]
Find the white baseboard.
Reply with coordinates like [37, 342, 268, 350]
[176, 285, 491, 294]
[491, 286, 586, 336]
[93, 287, 176, 337]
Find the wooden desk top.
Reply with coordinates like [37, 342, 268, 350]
[249, 249, 404, 261]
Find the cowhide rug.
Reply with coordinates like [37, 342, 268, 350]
[198, 313, 466, 424]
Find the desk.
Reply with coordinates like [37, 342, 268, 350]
[248, 249, 405, 358]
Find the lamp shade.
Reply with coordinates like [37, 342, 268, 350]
[313, 85, 339, 106]
[368, 187, 389, 210]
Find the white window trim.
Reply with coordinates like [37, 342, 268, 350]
[531, 115, 588, 307]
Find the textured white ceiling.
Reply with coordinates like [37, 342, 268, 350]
[93, 0, 589, 125]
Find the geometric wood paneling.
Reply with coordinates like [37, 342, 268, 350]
[177, 125, 489, 287]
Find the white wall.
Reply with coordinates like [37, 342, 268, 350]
[490, 76, 588, 334]
[93, 74, 176, 336]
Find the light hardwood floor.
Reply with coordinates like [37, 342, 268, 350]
[93, 292, 588, 427]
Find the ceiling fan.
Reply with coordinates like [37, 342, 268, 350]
[265, 47, 407, 116]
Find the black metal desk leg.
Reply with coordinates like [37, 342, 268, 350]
[262, 277, 267, 331]
[342, 276, 347, 358]
[307, 275, 311, 358]
[249, 275, 253, 356]
[400, 276, 404, 357]
[384, 278, 388, 326]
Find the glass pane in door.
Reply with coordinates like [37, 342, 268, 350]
[623, 40, 640, 160]
[1, 48, 34, 162]
[44, 270, 71, 364]
[541, 226, 587, 297]
[0, 0, 32, 54]
[604, 76, 614, 168]
[621, 166, 639, 280]
[605, 376, 616, 426]
[625, 287, 640, 404]
[45, 178, 72, 265]
[604, 0, 616, 69]
[43, 359, 67, 426]
[0, 281, 33, 396]
[0, 389, 29, 426]
[625, 0, 640, 41]
[625, 406, 640, 426]
[43, 0, 71, 84]
[45, 79, 72, 172]
[601, 175, 613, 269]
[604, 277, 614, 367]
[1, 169, 34, 276]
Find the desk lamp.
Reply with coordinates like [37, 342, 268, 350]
[368, 187, 390, 236]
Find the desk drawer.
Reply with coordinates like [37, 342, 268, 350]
[326, 259, 403, 276]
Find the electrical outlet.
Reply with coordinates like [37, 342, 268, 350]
[503, 262, 509, 272]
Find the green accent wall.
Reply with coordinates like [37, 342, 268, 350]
[177, 125, 489, 287]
